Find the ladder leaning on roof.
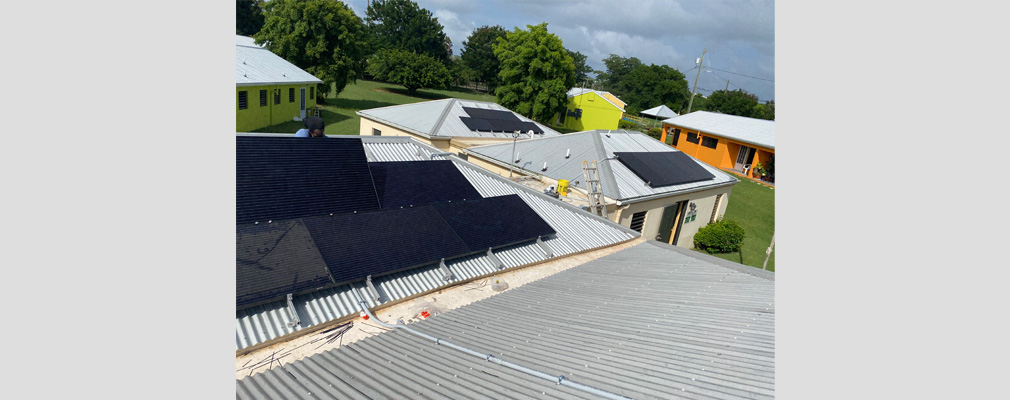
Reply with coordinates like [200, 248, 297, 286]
[583, 160, 608, 218]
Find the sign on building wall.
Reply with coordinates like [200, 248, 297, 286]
[684, 202, 698, 223]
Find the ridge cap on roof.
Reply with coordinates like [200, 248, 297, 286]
[357, 98, 455, 115]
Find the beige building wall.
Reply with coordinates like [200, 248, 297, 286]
[612, 185, 733, 248]
[359, 118, 452, 151]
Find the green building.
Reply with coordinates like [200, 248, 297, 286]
[551, 88, 626, 131]
[236, 36, 322, 132]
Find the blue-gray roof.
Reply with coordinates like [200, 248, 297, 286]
[664, 111, 775, 150]
[236, 35, 321, 87]
[464, 130, 738, 202]
[236, 241, 775, 399]
[356, 98, 562, 139]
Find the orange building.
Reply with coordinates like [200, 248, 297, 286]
[661, 111, 775, 183]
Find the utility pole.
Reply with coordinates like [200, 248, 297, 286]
[762, 232, 775, 270]
[725, 79, 730, 91]
[686, 48, 707, 114]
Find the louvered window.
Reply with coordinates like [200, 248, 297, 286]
[630, 211, 647, 233]
[238, 91, 248, 110]
[259, 90, 267, 107]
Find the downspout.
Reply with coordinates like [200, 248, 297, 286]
[353, 291, 631, 400]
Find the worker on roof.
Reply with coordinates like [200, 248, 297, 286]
[295, 116, 327, 138]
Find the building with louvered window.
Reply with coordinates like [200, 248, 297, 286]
[236, 36, 322, 132]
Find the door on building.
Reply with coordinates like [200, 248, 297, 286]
[299, 87, 306, 119]
[735, 145, 756, 172]
[671, 128, 681, 146]
[656, 201, 687, 245]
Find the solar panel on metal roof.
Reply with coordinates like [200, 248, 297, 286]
[462, 107, 520, 121]
[488, 119, 544, 134]
[433, 194, 556, 251]
[236, 219, 333, 308]
[612, 151, 716, 187]
[236, 136, 380, 224]
[459, 116, 495, 132]
[369, 161, 482, 209]
[303, 206, 471, 284]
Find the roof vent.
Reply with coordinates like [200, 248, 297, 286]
[541, 162, 548, 171]
[514, 152, 521, 163]
[565, 149, 570, 159]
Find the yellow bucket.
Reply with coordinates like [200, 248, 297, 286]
[557, 179, 569, 196]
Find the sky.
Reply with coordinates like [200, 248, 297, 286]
[345, 0, 775, 102]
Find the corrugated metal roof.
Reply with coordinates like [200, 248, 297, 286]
[663, 111, 775, 150]
[567, 88, 625, 112]
[463, 130, 737, 203]
[235, 135, 638, 351]
[236, 35, 321, 86]
[356, 99, 562, 139]
[640, 105, 677, 119]
[236, 241, 775, 399]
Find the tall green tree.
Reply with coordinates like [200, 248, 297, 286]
[254, 0, 368, 99]
[596, 54, 689, 114]
[366, 48, 451, 95]
[236, 0, 265, 36]
[493, 23, 575, 123]
[461, 25, 507, 91]
[365, 0, 451, 64]
[754, 100, 774, 120]
[706, 89, 761, 118]
[567, 49, 595, 86]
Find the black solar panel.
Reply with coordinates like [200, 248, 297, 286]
[613, 151, 716, 187]
[433, 194, 556, 251]
[236, 219, 333, 308]
[236, 137, 380, 224]
[459, 116, 495, 132]
[462, 107, 520, 121]
[488, 119, 543, 134]
[303, 206, 471, 284]
[369, 161, 482, 209]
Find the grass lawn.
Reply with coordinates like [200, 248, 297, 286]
[251, 80, 496, 135]
[699, 176, 775, 271]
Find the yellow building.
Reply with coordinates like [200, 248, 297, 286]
[236, 36, 322, 132]
[661, 111, 775, 184]
[552, 88, 626, 131]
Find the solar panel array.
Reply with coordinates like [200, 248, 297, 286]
[236, 220, 332, 308]
[460, 107, 544, 134]
[236, 137, 557, 308]
[433, 194, 556, 251]
[613, 151, 716, 187]
[368, 161, 482, 209]
[236, 137, 380, 224]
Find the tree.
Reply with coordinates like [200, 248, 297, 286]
[596, 55, 690, 115]
[567, 50, 596, 87]
[366, 48, 452, 95]
[449, 57, 477, 89]
[493, 23, 575, 123]
[365, 0, 451, 64]
[754, 100, 774, 120]
[461, 25, 507, 91]
[255, 0, 368, 99]
[706, 89, 761, 118]
[237, 0, 265, 36]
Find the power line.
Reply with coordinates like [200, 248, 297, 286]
[704, 66, 774, 82]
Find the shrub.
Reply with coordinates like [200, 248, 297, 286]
[618, 119, 637, 129]
[693, 219, 745, 253]
[646, 127, 663, 140]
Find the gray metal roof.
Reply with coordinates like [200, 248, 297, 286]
[463, 130, 738, 203]
[356, 98, 562, 139]
[235, 134, 638, 351]
[236, 241, 775, 399]
[640, 105, 678, 119]
[567, 88, 625, 112]
[236, 35, 322, 87]
[663, 111, 775, 150]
